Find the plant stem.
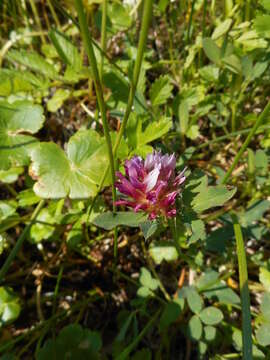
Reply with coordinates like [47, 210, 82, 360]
[115, 309, 161, 360]
[29, 0, 46, 43]
[100, 0, 107, 81]
[0, 200, 45, 283]
[47, 0, 61, 28]
[186, 0, 196, 45]
[74, 0, 116, 212]
[232, 216, 252, 360]
[222, 101, 270, 184]
[86, 0, 153, 222]
[197, 124, 270, 150]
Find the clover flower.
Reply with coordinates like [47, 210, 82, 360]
[115, 151, 186, 220]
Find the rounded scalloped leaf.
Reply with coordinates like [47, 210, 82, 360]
[0, 101, 44, 170]
[30, 129, 127, 199]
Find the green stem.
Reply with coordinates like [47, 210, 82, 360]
[47, 0, 61, 28]
[29, 0, 46, 43]
[75, 0, 116, 212]
[115, 309, 161, 360]
[100, 0, 107, 81]
[186, 0, 196, 45]
[232, 216, 252, 360]
[0, 200, 45, 283]
[86, 0, 153, 220]
[197, 124, 270, 150]
[222, 101, 270, 184]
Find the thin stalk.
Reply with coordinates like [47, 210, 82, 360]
[186, 0, 196, 45]
[47, 0, 61, 28]
[29, 0, 46, 43]
[141, 240, 171, 302]
[75, 0, 116, 212]
[0, 200, 45, 283]
[198, 0, 207, 67]
[221, 101, 270, 184]
[100, 0, 107, 81]
[232, 216, 252, 360]
[197, 124, 270, 150]
[86, 0, 153, 222]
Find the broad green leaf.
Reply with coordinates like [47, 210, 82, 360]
[189, 219, 206, 244]
[222, 54, 242, 74]
[191, 180, 236, 213]
[179, 100, 189, 135]
[159, 300, 184, 330]
[0, 287, 21, 327]
[202, 38, 221, 64]
[261, 292, 270, 321]
[204, 326, 217, 342]
[256, 323, 270, 346]
[17, 189, 40, 207]
[49, 29, 82, 71]
[92, 211, 147, 230]
[199, 65, 219, 82]
[108, 3, 132, 30]
[199, 306, 223, 325]
[37, 324, 102, 360]
[0, 200, 17, 221]
[239, 200, 270, 227]
[0, 69, 49, 96]
[103, 70, 129, 104]
[186, 125, 200, 140]
[137, 286, 152, 298]
[255, 149, 268, 174]
[149, 241, 178, 264]
[137, 117, 171, 146]
[188, 315, 203, 341]
[47, 89, 70, 112]
[30, 209, 55, 243]
[7, 50, 58, 79]
[251, 62, 268, 80]
[30, 129, 125, 199]
[254, 15, 270, 38]
[186, 287, 204, 314]
[0, 101, 44, 170]
[261, 0, 270, 11]
[212, 19, 232, 40]
[140, 220, 158, 240]
[149, 76, 173, 106]
[139, 267, 160, 290]
[203, 281, 240, 305]
[0, 167, 24, 184]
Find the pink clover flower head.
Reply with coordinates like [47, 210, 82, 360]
[115, 151, 186, 220]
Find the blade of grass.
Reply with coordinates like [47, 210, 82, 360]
[222, 100, 270, 184]
[232, 216, 252, 360]
[0, 200, 45, 283]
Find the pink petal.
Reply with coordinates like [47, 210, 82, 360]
[144, 166, 160, 192]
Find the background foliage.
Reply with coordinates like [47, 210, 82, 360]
[0, 0, 270, 358]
